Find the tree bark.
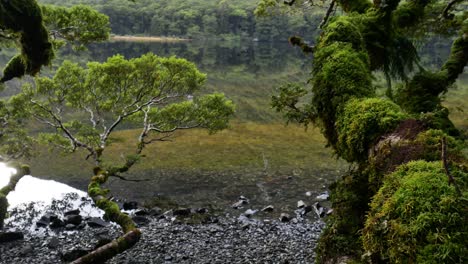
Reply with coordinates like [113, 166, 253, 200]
[0, 164, 30, 230]
[71, 169, 141, 264]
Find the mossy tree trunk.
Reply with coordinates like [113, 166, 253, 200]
[0, 165, 30, 230]
[272, 0, 467, 262]
[71, 168, 141, 264]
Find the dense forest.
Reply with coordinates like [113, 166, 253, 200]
[0, 0, 467, 263]
[37, 0, 324, 40]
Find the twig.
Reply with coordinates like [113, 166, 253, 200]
[441, 137, 462, 196]
[319, 0, 336, 29]
[442, 0, 462, 19]
[109, 174, 151, 182]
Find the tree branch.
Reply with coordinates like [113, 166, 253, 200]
[442, 0, 463, 19]
[441, 137, 462, 196]
[319, 0, 336, 29]
[109, 174, 151, 182]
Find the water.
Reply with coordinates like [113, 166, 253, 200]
[1, 39, 467, 212]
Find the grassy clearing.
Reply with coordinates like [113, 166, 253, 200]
[26, 121, 343, 180]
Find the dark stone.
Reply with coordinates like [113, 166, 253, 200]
[87, 217, 109, 228]
[196, 208, 209, 214]
[148, 207, 162, 216]
[64, 209, 81, 216]
[123, 201, 138, 210]
[65, 224, 76, 230]
[61, 248, 90, 262]
[0, 232, 24, 243]
[48, 237, 60, 249]
[279, 213, 290, 222]
[313, 202, 325, 218]
[261, 205, 274, 212]
[134, 209, 149, 216]
[173, 208, 191, 217]
[65, 214, 83, 225]
[50, 218, 65, 229]
[302, 205, 313, 216]
[36, 214, 52, 227]
[132, 216, 149, 226]
[239, 196, 248, 201]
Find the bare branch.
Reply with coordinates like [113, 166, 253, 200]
[442, 0, 463, 19]
[109, 174, 151, 182]
[319, 0, 336, 29]
[441, 137, 462, 196]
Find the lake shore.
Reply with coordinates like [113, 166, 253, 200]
[110, 35, 191, 42]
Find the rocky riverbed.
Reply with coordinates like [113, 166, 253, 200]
[0, 194, 327, 263]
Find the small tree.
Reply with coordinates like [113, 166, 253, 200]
[9, 53, 234, 263]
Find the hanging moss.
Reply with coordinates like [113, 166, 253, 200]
[0, 0, 54, 82]
[363, 161, 468, 263]
[335, 98, 407, 162]
[394, 71, 449, 114]
[1, 55, 26, 83]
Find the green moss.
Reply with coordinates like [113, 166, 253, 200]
[336, 98, 407, 162]
[395, 71, 449, 114]
[363, 160, 468, 263]
[312, 42, 374, 146]
[316, 169, 370, 262]
[0, 194, 7, 230]
[336, 0, 372, 13]
[0, 0, 54, 82]
[319, 16, 365, 51]
[419, 106, 460, 137]
[1, 55, 26, 83]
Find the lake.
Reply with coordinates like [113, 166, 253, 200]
[1, 39, 466, 213]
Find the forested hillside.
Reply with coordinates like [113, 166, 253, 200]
[38, 0, 324, 40]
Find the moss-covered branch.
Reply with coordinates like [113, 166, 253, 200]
[0, 0, 54, 82]
[71, 168, 141, 264]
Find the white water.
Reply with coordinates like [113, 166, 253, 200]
[0, 162, 104, 233]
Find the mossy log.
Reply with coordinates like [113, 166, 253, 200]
[71, 169, 141, 264]
[0, 165, 30, 230]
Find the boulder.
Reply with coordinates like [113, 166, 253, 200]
[279, 213, 290, 222]
[261, 205, 274, 212]
[64, 209, 80, 216]
[123, 201, 138, 210]
[148, 206, 162, 216]
[173, 208, 191, 217]
[65, 214, 82, 226]
[0, 232, 24, 243]
[297, 200, 306, 208]
[87, 217, 109, 228]
[132, 216, 149, 226]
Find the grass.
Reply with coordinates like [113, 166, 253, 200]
[25, 121, 344, 181]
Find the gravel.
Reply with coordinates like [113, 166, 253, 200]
[0, 215, 324, 264]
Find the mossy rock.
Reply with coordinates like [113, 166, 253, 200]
[336, 98, 407, 162]
[363, 160, 468, 263]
